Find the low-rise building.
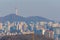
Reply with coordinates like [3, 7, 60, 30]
[44, 30, 54, 38]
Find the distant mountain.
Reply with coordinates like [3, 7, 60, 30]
[26, 16, 54, 24]
[0, 14, 54, 23]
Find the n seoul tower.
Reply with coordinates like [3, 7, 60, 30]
[16, 8, 18, 15]
[15, 0, 18, 15]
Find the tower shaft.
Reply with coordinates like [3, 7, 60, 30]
[16, 8, 18, 15]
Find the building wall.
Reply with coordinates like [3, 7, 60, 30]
[0, 23, 3, 30]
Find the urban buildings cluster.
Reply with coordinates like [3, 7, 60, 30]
[0, 21, 60, 40]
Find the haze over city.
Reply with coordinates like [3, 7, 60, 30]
[0, 0, 60, 21]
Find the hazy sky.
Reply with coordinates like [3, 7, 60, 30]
[0, 0, 60, 21]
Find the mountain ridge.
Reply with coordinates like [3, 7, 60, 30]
[0, 14, 54, 23]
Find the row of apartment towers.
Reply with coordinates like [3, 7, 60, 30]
[0, 21, 50, 34]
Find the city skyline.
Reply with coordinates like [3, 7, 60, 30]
[0, 0, 60, 22]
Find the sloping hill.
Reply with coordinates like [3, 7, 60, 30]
[0, 14, 54, 23]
